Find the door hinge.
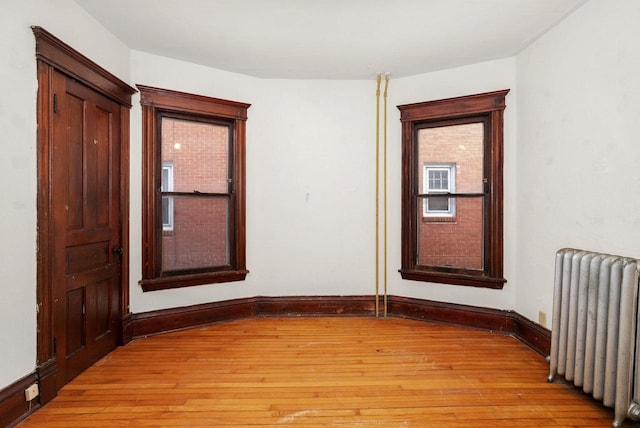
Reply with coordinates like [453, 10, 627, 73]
[53, 94, 58, 113]
[53, 336, 57, 354]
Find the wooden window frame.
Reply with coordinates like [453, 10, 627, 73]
[397, 90, 509, 289]
[138, 85, 250, 292]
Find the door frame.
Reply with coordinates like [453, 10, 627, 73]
[33, 27, 136, 405]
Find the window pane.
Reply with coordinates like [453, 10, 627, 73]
[417, 196, 483, 270]
[162, 196, 171, 228]
[161, 167, 170, 192]
[162, 196, 229, 271]
[162, 163, 174, 229]
[428, 170, 449, 191]
[426, 196, 449, 212]
[419, 123, 484, 194]
[161, 117, 229, 194]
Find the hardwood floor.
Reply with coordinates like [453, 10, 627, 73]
[19, 317, 628, 427]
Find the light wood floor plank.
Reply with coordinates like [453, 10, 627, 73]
[18, 317, 632, 427]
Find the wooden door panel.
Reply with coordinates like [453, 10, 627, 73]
[66, 228, 112, 246]
[65, 289, 85, 355]
[66, 242, 110, 274]
[89, 279, 113, 339]
[93, 105, 112, 228]
[65, 93, 85, 230]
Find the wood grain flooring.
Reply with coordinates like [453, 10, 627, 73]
[18, 317, 631, 427]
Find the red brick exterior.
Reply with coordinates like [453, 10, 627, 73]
[161, 118, 229, 271]
[417, 123, 484, 269]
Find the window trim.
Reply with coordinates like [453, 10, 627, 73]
[423, 163, 456, 217]
[137, 85, 250, 292]
[397, 90, 509, 289]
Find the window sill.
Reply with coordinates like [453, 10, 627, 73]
[140, 269, 249, 292]
[422, 216, 456, 223]
[399, 268, 506, 289]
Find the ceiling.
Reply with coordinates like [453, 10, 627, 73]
[73, 0, 587, 80]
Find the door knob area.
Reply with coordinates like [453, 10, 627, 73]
[112, 247, 124, 255]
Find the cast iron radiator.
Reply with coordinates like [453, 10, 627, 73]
[548, 248, 640, 427]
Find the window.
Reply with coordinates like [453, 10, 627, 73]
[423, 164, 455, 217]
[138, 85, 250, 291]
[398, 90, 509, 289]
[161, 162, 174, 231]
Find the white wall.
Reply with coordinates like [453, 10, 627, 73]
[130, 51, 377, 313]
[515, 0, 640, 324]
[387, 58, 518, 311]
[129, 53, 518, 314]
[0, 0, 130, 390]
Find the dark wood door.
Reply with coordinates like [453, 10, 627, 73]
[50, 70, 123, 387]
